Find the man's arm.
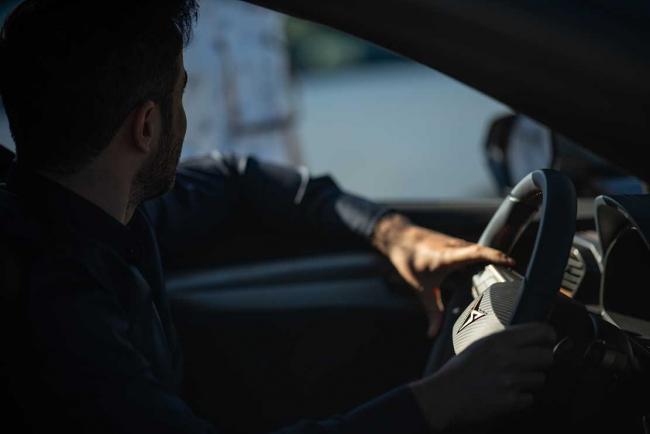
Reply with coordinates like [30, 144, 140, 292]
[143, 152, 389, 267]
[143, 153, 516, 333]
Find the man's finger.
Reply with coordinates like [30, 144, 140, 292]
[442, 244, 515, 268]
[508, 348, 555, 370]
[512, 392, 535, 412]
[427, 308, 444, 338]
[395, 263, 423, 291]
[434, 287, 444, 311]
[495, 323, 557, 348]
[512, 372, 547, 391]
[445, 237, 472, 248]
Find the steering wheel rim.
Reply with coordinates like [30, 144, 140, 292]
[478, 169, 577, 324]
[451, 169, 576, 354]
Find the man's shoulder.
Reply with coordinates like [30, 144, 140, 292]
[0, 188, 113, 274]
[1, 218, 125, 311]
[29, 245, 98, 289]
[0, 186, 33, 239]
[0, 186, 148, 322]
[26, 240, 141, 312]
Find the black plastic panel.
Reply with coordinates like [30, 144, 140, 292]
[167, 253, 429, 433]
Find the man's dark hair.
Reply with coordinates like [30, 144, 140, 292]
[0, 0, 197, 174]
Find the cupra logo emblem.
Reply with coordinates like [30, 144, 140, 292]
[458, 295, 487, 333]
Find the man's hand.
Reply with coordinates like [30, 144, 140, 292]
[372, 214, 515, 336]
[410, 323, 556, 432]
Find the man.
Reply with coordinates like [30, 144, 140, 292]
[0, 1, 556, 433]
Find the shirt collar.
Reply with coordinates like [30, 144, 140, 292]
[7, 163, 145, 261]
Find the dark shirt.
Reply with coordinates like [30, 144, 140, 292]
[0, 153, 430, 434]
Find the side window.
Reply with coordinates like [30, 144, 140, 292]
[1, 1, 512, 202]
[287, 20, 645, 199]
[287, 19, 509, 200]
[181, 5, 509, 200]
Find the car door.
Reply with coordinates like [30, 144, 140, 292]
[165, 201, 498, 433]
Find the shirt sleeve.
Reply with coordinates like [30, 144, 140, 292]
[142, 152, 392, 266]
[272, 385, 431, 434]
[24, 254, 431, 434]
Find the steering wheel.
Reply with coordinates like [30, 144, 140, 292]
[452, 169, 576, 354]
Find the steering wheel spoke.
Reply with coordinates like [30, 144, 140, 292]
[472, 264, 523, 299]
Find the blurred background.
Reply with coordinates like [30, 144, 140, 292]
[0, 0, 511, 200]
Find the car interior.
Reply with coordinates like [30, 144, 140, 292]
[2, 0, 650, 433]
[5, 138, 646, 433]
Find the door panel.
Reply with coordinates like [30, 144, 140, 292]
[168, 253, 429, 433]
[166, 199, 595, 432]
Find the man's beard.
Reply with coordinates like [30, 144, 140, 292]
[131, 127, 182, 206]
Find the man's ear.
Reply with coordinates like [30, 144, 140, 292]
[130, 100, 160, 155]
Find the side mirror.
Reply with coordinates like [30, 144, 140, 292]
[484, 114, 554, 195]
[484, 114, 646, 196]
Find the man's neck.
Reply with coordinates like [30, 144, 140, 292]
[39, 167, 136, 225]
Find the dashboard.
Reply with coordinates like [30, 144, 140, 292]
[561, 231, 602, 306]
[501, 194, 650, 338]
[601, 226, 650, 336]
[503, 227, 602, 304]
